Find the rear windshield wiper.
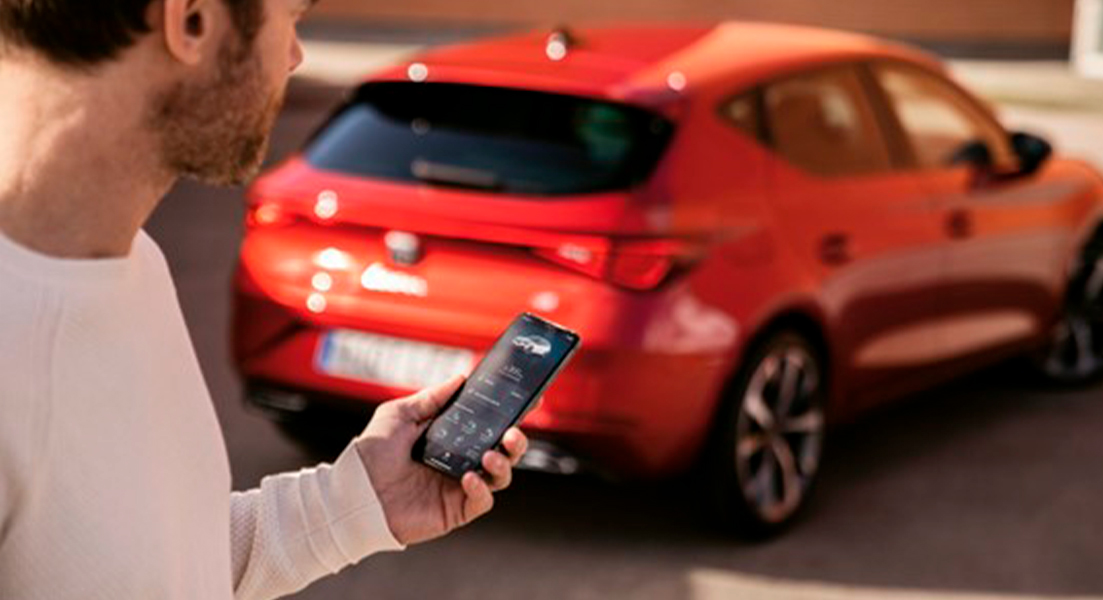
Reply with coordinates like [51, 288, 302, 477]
[411, 159, 503, 191]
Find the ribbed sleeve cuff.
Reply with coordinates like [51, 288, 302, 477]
[231, 441, 406, 599]
[324, 440, 406, 564]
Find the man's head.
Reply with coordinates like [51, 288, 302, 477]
[0, 0, 311, 185]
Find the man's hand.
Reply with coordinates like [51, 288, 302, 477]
[353, 375, 529, 546]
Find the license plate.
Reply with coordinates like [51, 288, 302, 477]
[317, 329, 474, 390]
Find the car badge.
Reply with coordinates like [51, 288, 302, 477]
[385, 230, 422, 266]
[361, 263, 429, 298]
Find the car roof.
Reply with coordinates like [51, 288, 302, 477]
[373, 22, 944, 103]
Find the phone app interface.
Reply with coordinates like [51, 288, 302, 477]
[424, 316, 576, 472]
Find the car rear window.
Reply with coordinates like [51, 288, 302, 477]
[303, 82, 675, 196]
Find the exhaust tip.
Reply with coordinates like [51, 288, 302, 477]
[246, 385, 310, 415]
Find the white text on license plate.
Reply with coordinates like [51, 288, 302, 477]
[317, 330, 474, 390]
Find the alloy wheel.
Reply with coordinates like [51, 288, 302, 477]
[1040, 254, 1103, 382]
[734, 344, 825, 525]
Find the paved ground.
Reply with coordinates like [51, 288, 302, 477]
[145, 42, 1103, 600]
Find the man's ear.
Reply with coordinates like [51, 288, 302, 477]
[160, 0, 214, 66]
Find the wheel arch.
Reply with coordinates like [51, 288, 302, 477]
[1064, 162, 1103, 269]
[698, 302, 835, 458]
[1058, 217, 1103, 307]
[739, 310, 832, 382]
[1076, 218, 1103, 257]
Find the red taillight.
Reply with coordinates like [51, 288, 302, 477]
[245, 201, 299, 230]
[535, 238, 704, 291]
[534, 242, 610, 280]
[608, 247, 676, 290]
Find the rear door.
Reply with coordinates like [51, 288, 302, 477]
[867, 61, 1066, 363]
[759, 63, 949, 405]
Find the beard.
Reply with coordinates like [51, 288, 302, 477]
[150, 34, 285, 186]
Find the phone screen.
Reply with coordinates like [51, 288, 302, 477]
[415, 313, 580, 477]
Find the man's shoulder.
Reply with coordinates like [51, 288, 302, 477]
[133, 229, 177, 291]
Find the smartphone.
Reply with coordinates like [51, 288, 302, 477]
[412, 313, 581, 478]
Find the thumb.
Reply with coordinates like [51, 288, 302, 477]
[401, 374, 466, 423]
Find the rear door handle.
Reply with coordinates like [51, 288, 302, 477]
[947, 209, 974, 239]
[820, 233, 851, 266]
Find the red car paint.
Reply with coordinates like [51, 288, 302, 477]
[233, 22, 1103, 477]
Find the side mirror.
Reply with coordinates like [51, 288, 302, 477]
[1010, 131, 1052, 177]
[949, 140, 993, 170]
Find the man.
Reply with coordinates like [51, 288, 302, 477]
[0, 1, 528, 598]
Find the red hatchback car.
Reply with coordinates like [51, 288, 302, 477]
[233, 22, 1103, 536]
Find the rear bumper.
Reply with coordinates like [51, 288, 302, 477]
[232, 265, 737, 478]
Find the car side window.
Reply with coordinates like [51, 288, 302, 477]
[762, 65, 893, 177]
[721, 91, 764, 141]
[873, 63, 1016, 171]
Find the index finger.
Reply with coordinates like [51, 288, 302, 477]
[403, 374, 466, 422]
[500, 428, 529, 467]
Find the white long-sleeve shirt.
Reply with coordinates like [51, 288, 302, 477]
[0, 229, 402, 599]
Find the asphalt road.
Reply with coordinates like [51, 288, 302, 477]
[146, 77, 1103, 600]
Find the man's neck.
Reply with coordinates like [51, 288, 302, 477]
[0, 55, 175, 260]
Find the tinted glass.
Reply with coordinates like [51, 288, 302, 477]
[764, 65, 893, 177]
[874, 64, 1015, 170]
[722, 91, 764, 140]
[304, 82, 674, 196]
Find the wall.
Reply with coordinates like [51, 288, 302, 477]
[311, 0, 1074, 47]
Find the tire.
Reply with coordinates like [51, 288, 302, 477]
[1033, 234, 1103, 385]
[705, 331, 827, 539]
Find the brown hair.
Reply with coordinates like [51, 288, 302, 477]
[0, 0, 264, 67]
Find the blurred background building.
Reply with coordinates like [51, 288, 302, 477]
[312, 0, 1077, 59]
[1075, 0, 1103, 76]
